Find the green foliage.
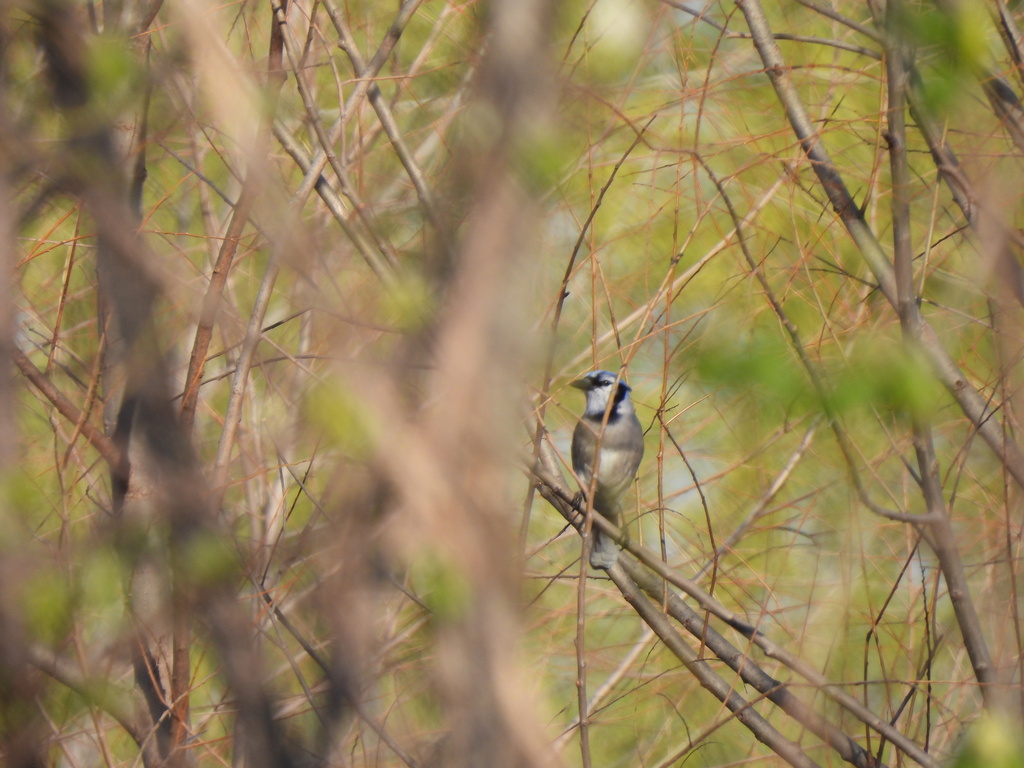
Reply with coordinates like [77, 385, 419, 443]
[305, 379, 378, 460]
[78, 547, 128, 642]
[20, 566, 73, 645]
[888, 1, 988, 116]
[177, 530, 239, 590]
[412, 553, 473, 623]
[87, 36, 145, 120]
[379, 270, 437, 332]
[951, 713, 1024, 768]
[829, 338, 945, 421]
[693, 316, 945, 432]
[694, 326, 813, 414]
[516, 122, 575, 197]
[7, 1, 1024, 766]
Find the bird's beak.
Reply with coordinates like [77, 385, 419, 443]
[570, 377, 589, 390]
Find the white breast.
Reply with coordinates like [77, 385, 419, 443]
[594, 446, 640, 498]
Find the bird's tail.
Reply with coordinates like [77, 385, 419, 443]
[589, 529, 618, 569]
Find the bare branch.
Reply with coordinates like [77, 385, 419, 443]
[737, 0, 1024, 493]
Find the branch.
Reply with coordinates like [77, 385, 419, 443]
[886, 4, 996, 701]
[532, 443, 937, 768]
[13, 347, 122, 469]
[322, 0, 442, 235]
[607, 562, 823, 768]
[736, 0, 1024, 494]
[26, 643, 161, 768]
[272, 3, 400, 278]
[272, 122, 396, 281]
[179, 0, 292, 433]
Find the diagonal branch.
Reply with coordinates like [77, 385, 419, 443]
[322, 0, 442, 234]
[608, 561, 824, 768]
[736, 0, 1024, 493]
[532, 442, 938, 768]
[14, 347, 122, 469]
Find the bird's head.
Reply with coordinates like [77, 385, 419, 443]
[571, 370, 633, 418]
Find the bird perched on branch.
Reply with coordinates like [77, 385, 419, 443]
[570, 370, 644, 569]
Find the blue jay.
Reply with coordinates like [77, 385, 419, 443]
[570, 370, 644, 569]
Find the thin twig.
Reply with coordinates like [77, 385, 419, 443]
[607, 561, 824, 768]
[532, 443, 939, 768]
[323, 0, 442, 235]
[886, 3, 995, 701]
[14, 347, 122, 469]
[694, 419, 820, 581]
[212, 259, 281, 503]
[737, 0, 1024, 493]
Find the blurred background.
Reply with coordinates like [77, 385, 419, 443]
[2, 0, 1023, 766]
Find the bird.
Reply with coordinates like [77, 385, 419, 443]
[570, 370, 644, 569]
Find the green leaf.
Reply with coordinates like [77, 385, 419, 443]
[414, 553, 471, 623]
[829, 340, 943, 421]
[952, 713, 1024, 768]
[695, 329, 813, 411]
[21, 568, 72, 644]
[305, 380, 378, 459]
